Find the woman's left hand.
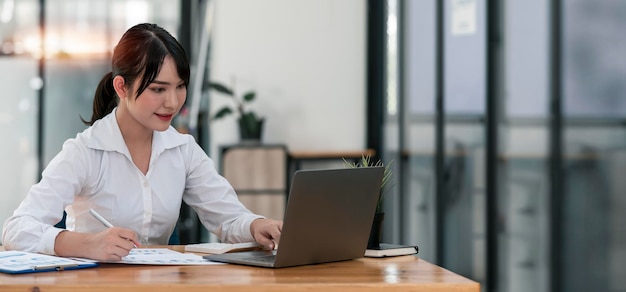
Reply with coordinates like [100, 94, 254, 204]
[250, 218, 283, 250]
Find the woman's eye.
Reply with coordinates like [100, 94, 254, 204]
[151, 87, 165, 93]
[177, 84, 186, 89]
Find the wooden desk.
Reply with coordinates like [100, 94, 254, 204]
[0, 245, 479, 292]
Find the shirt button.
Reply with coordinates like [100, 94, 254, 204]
[143, 181, 148, 187]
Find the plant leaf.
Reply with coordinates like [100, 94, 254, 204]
[213, 107, 233, 119]
[241, 112, 262, 123]
[342, 158, 358, 168]
[342, 154, 394, 213]
[381, 160, 393, 189]
[242, 91, 256, 102]
[209, 82, 234, 96]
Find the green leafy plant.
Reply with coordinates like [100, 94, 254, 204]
[343, 155, 393, 213]
[206, 81, 264, 139]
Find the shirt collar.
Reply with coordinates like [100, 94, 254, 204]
[86, 108, 188, 155]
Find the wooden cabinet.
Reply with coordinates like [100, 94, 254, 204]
[220, 144, 289, 220]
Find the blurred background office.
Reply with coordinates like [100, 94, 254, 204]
[0, 0, 624, 291]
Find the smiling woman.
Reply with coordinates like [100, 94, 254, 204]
[112, 53, 188, 175]
[81, 23, 190, 128]
[0, 0, 187, 248]
[114, 55, 187, 133]
[2, 23, 283, 262]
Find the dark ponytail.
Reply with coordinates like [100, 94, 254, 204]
[81, 23, 190, 126]
[82, 72, 118, 126]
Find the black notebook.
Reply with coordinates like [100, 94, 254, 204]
[0, 250, 98, 274]
[364, 243, 419, 258]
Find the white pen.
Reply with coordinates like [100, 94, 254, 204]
[89, 209, 114, 228]
[89, 208, 137, 248]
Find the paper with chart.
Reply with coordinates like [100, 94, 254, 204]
[111, 248, 223, 265]
[0, 251, 97, 274]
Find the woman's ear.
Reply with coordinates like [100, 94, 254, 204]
[112, 75, 127, 100]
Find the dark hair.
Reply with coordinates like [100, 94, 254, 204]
[82, 23, 190, 125]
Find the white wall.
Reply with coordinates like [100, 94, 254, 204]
[208, 0, 367, 160]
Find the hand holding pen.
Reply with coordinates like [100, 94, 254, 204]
[53, 210, 141, 261]
[89, 209, 141, 249]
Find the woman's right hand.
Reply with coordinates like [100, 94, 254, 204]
[54, 227, 141, 261]
[85, 227, 141, 260]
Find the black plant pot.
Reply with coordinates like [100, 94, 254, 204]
[239, 117, 264, 142]
[367, 212, 385, 249]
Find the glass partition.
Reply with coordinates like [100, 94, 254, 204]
[0, 0, 182, 244]
[392, 0, 488, 283]
[0, 0, 40, 241]
[562, 0, 626, 290]
[500, 1, 551, 291]
[385, 0, 626, 291]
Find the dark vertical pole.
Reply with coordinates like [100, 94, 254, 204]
[366, 0, 386, 161]
[178, 0, 194, 127]
[175, 0, 199, 245]
[485, 0, 501, 291]
[179, 0, 192, 57]
[550, 0, 563, 291]
[396, 0, 406, 241]
[37, 0, 46, 177]
[434, 0, 446, 265]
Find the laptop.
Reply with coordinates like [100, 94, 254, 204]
[204, 167, 384, 268]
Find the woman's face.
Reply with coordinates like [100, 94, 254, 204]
[125, 55, 187, 132]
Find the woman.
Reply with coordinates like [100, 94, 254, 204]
[2, 23, 282, 261]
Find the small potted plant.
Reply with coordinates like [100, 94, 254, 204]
[343, 155, 393, 248]
[207, 80, 264, 142]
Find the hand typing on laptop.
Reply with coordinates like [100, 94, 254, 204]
[250, 218, 283, 250]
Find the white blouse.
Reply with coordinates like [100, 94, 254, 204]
[2, 108, 262, 255]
